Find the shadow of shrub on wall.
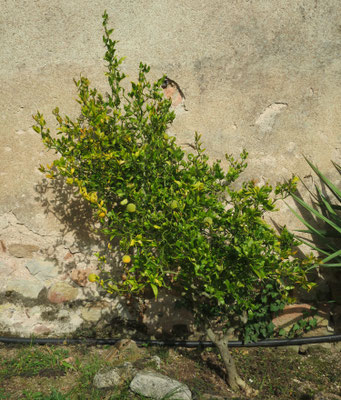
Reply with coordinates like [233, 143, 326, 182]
[34, 176, 120, 274]
[35, 176, 97, 245]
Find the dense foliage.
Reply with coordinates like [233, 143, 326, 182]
[33, 12, 315, 393]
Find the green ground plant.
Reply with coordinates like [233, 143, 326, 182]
[1, 344, 340, 399]
[33, 11, 315, 395]
[0, 346, 70, 379]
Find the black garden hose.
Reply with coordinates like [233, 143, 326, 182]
[0, 334, 340, 348]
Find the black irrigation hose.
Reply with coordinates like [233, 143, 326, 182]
[0, 334, 340, 348]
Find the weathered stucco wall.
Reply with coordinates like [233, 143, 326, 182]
[1, 0, 341, 338]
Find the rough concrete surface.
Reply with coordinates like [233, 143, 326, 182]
[1, 0, 341, 336]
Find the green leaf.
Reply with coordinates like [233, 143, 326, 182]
[150, 284, 158, 299]
[305, 156, 341, 202]
[288, 194, 341, 235]
[34, 11, 315, 347]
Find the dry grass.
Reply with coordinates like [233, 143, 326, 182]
[0, 343, 340, 399]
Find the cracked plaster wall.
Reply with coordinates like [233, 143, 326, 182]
[1, 0, 341, 338]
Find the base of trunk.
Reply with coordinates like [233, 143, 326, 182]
[206, 327, 259, 397]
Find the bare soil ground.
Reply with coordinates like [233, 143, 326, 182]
[0, 343, 340, 399]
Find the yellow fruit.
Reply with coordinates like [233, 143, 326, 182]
[88, 273, 98, 283]
[204, 217, 213, 226]
[170, 200, 178, 209]
[126, 203, 136, 213]
[122, 255, 131, 264]
[98, 212, 106, 218]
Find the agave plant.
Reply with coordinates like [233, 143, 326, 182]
[288, 157, 341, 268]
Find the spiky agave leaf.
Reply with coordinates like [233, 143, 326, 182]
[289, 158, 341, 268]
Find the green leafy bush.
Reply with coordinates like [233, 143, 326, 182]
[33, 12, 314, 394]
[288, 157, 341, 268]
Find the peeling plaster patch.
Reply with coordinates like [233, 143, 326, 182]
[161, 77, 187, 112]
[255, 103, 288, 133]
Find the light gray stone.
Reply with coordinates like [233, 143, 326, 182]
[93, 369, 121, 389]
[130, 371, 192, 400]
[6, 279, 44, 299]
[26, 259, 59, 281]
[81, 306, 102, 322]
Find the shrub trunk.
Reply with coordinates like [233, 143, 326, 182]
[206, 328, 258, 396]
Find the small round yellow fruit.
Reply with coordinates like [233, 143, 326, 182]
[170, 200, 178, 209]
[203, 217, 213, 226]
[88, 273, 98, 283]
[126, 203, 136, 213]
[122, 255, 131, 264]
[98, 212, 106, 218]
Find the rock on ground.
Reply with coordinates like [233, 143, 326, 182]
[130, 371, 192, 400]
[93, 369, 121, 389]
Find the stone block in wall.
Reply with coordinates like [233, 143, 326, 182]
[26, 259, 59, 281]
[6, 279, 44, 299]
[47, 282, 78, 304]
[80, 302, 112, 322]
[71, 267, 96, 287]
[8, 243, 39, 258]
